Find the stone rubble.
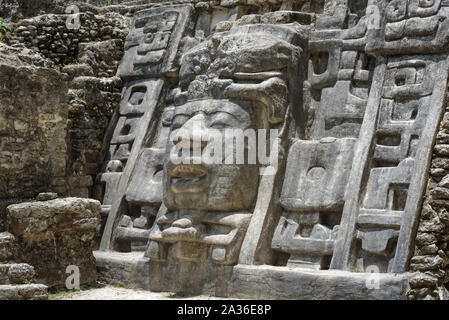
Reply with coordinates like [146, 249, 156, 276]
[6, 197, 101, 289]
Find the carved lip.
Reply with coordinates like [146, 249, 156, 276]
[168, 164, 207, 179]
[167, 163, 208, 193]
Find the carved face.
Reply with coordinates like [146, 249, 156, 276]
[162, 25, 302, 212]
[163, 99, 266, 211]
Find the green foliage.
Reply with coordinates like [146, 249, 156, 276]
[0, 18, 11, 32]
[0, 17, 11, 41]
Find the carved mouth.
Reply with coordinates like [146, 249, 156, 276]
[168, 164, 208, 193]
[169, 164, 207, 179]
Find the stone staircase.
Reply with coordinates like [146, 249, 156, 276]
[0, 232, 48, 300]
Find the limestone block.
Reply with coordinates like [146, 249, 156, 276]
[280, 138, 356, 212]
[36, 192, 58, 201]
[0, 232, 17, 262]
[6, 198, 101, 288]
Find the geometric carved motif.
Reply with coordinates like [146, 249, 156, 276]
[307, 14, 375, 139]
[98, 5, 193, 254]
[331, 54, 448, 273]
[109, 79, 156, 165]
[119, 5, 192, 80]
[272, 138, 356, 269]
[366, 0, 449, 54]
[271, 7, 374, 270]
[94, 1, 449, 297]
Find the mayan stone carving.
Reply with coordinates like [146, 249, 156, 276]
[5, 0, 449, 301]
[87, 0, 449, 298]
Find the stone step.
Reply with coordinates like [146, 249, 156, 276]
[0, 284, 48, 300]
[0, 232, 17, 262]
[0, 263, 35, 285]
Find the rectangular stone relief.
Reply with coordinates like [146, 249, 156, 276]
[331, 54, 449, 273]
[118, 5, 193, 80]
[99, 79, 164, 251]
[366, 0, 449, 54]
[272, 138, 356, 269]
[280, 138, 356, 212]
[109, 102, 175, 251]
[307, 25, 375, 140]
[120, 80, 155, 116]
[108, 79, 161, 165]
[98, 3, 194, 252]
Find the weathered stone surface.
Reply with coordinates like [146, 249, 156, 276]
[229, 265, 413, 300]
[408, 89, 449, 299]
[88, 0, 449, 300]
[6, 198, 101, 288]
[409, 273, 439, 289]
[0, 264, 35, 285]
[1, 3, 132, 201]
[4, 0, 449, 301]
[36, 192, 58, 201]
[94, 251, 150, 289]
[0, 284, 48, 300]
[0, 232, 17, 262]
[0, 43, 68, 200]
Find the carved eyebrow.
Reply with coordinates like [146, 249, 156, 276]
[172, 110, 244, 124]
[172, 110, 192, 117]
[173, 103, 251, 123]
[208, 111, 242, 124]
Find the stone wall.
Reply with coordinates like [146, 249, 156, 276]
[0, 0, 134, 21]
[6, 197, 101, 288]
[0, 43, 68, 201]
[10, 12, 129, 65]
[409, 91, 449, 300]
[4, 6, 132, 199]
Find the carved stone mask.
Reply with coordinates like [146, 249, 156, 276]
[162, 24, 304, 212]
[163, 98, 264, 211]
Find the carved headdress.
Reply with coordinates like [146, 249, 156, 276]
[174, 24, 306, 125]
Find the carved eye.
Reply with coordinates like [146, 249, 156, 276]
[209, 122, 229, 130]
[209, 112, 235, 129]
[171, 115, 189, 130]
